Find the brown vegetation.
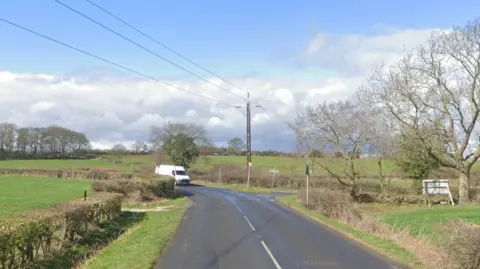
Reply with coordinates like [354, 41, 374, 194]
[91, 176, 176, 201]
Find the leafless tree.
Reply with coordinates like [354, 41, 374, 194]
[0, 123, 16, 153]
[0, 122, 90, 159]
[131, 141, 144, 153]
[355, 90, 398, 193]
[362, 19, 480, 203]
[111, 143, 128, 163]
[292, 99, 374, 198]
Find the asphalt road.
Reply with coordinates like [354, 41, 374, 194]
[156, 185, 404, 269]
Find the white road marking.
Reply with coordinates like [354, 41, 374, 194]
[244, 215, 256, 231]
[235, 204, 243, 214]
[260, 240, 282, 269]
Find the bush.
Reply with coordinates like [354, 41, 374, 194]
[0, 193, 122, 269]
[92, 180, 142, 195]
[297, 188, 362, 222]
[442, 220, 480, 269]
[92, 176, 175, 201]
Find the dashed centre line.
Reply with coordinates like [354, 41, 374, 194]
[244, 215, 256, 231]
[261, 240, 282, 269]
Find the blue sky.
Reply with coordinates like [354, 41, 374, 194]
[1, 0, 480, 151]
[1, 0, 479, 80]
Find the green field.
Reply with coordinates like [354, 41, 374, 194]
[379, 205, 480, 237]
[0, 175, 92, 218]
[0, 159, 132, 172]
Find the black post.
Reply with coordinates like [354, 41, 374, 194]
[84, 190, 87, 201]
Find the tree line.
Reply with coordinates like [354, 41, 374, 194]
[292, 18, 480, 203]
[0, 123, 91, 159]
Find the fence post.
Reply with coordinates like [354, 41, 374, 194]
[218, 167, 222, 183]
[271, 166, 276, 188]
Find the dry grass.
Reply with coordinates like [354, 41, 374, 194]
[441, 221, 480, 269]
[294, 188, 453, 268]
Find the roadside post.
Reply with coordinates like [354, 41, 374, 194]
[269, 166, 279, 188]
[218, 167, 222, 183]
[305, 160, 310, 205]
[247, 162, 252, 188]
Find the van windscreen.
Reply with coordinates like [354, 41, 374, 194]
[175, 170, 187, 175]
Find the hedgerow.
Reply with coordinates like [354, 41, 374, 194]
[0, 193, 122, 269]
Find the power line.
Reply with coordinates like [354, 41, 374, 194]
[54, 0, 248, 101]
[84, 0, 250, 95]
[83, 0, 274, 118]
[0, 17, 231, 106]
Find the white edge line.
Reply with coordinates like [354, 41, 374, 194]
[260, 240, 282, 269]
[244, 215, 256, 231]
[235, 204, 243, 214]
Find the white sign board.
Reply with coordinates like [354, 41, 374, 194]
[422, 179, 450, 195]
[422, 179, 454, 206]
[269, 169, 279, 173]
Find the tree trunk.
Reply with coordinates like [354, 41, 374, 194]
[458, 169, 470, 204]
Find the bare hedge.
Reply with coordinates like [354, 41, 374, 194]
[0, 193, 122, 269]
[0, 168, 139, 180]
[91, 176, 175, 200]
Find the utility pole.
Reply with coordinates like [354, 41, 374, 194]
[246, 93, 252, 166]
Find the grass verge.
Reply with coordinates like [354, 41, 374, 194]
[276, 195, 423, 269]
[194, 180, 296, 194]
[83, 197, 189, 269]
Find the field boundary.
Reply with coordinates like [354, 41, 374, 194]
[0, 168, 140, 180]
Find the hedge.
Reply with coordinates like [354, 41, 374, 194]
[91, 176, 175, 199]
[0, 193, 122, 269]
[0, 168, 140, 181]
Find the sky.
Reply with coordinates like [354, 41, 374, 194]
[0, 0, 479, 151]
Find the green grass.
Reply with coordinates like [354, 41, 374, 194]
[0, 159, 132, 172]
[0, 175, 92, 218]
[276, 195, 422, 269]
[195, 180, 296, 194]
[196, 155, 400, 177]
[379, 205, 480, 238]
[84, 197, 189, 269]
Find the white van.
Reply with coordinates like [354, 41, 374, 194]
[155, 165, 190, 185]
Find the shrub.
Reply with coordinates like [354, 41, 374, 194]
[297, 188, 362, 222]
[0, 193, 122, 269]
[92, 180, 141, 195]
[442, 220, 480, 269]
[92, 176, 175, 201]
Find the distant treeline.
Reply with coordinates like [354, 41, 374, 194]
[0, 123, 95, 160]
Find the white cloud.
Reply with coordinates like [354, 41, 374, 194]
[304, 28, 436, 75]
[30, 101, 56, 113]
[0, 27, 440, 151]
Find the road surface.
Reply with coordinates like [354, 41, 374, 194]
[156, 185, 404, 269]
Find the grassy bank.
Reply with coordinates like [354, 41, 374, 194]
[83, 197, 189, 269]
[276, 195, 422, 268]
[194, 180, 296, 193]
[0, 175, 92, 218]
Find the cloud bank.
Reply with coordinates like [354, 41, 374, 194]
[0, 27, 437, 151]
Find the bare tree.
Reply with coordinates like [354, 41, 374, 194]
[292, 99, 373, 198]
[355, 91, 398, 193]
[111, 144, 128, 163]
[131, 141, 144, 153]
[363, 19, 480, 203]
